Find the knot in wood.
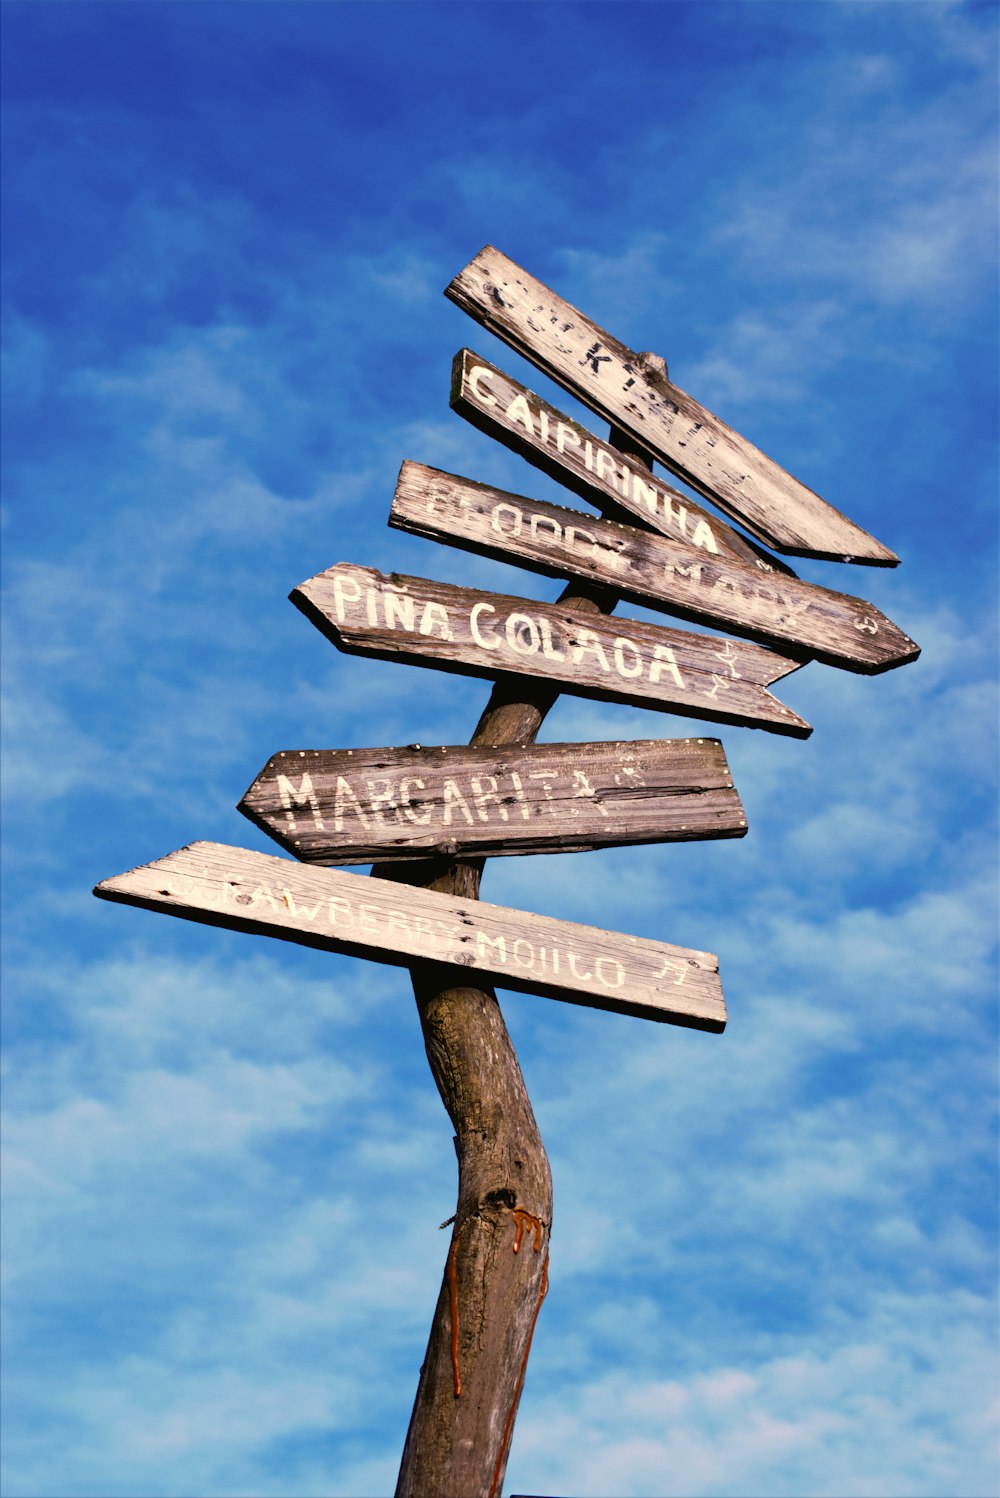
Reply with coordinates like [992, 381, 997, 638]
[637, 349, 669, 382]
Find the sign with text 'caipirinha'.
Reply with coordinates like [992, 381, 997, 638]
[239, 738, 748, 865]
[390, 463, 919, 675]
[290, 562, 812, 737]
[445, 247, 899, 566]
[94, 842, 726, 1030]
[450, 348, 792, 576]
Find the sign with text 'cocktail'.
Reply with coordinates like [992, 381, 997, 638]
[445, 247, 899, 566]
[390, 463, 919, 675]
[290, 563, 812, 737]
[94, 842, 726, 1030]
[451, 349, 789, 576]
[239, 738, 747, 865]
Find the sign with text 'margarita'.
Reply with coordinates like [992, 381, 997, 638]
[239, 738, 748, 865]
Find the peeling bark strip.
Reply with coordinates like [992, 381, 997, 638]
[450, 348, 792, 575]
[239, 738, 748, 865]
[291, 562, 812, 738]
[93, 841, 727, 1029]
[392, 463, 919, 675]
[445, 246, 899, 566]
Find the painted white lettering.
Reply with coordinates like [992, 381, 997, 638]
[366, 778, 400, 825]
[528, 769, 557, 803]
[650, 644, 685, 688]
[411, 914, 435, 944]
[477, 930, 507, 965]
[508, 771, 531, 821]
[384, 591, 416, 632]
[595, 450, 618, 485]
[328, 895, 354, 928]
[513, 938, 536, 969]
[419, 600, 453, 640]
[471, 775, 508, 823]
[491, 502, 522, 537]
[332, 572, 362, 622]
[556, 422, 581, 456]
[529, 513, 562, 547]
[631, 474, 659, 515]
[468, 364, 499, 408]
[250, 884, 279, 913]
[568, 952, 593, 981]
[505, 394, 535, 435]
[538, 618, 567, 662]
[668, 560, 704, 584]
[276, 772, 325, 833]
[387, 909, 412, 938]
[333, 776, 372, 832]
[505, 612, 541, 655]
[690, 518, 719, 553]
[442, 778, 474, 826]
[470, 602, 501, 649]
[571, 629, 611, 673]
[358, 904, 380, 935]
[596, 956, 625, 989]
[565, 524, 598, 557]
[281, 888, 323, 922]
[399, 776, 431, 825]
[613, 636, 645, 679]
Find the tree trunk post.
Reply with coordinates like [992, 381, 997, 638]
[386, 378, 661, 1498]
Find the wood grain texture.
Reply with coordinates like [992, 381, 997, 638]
[93, 841, 726, 1030]
[239, 737, 748, 864]
[451, 348, 794, 575]
[291, 563, 812, 737]
[445, 246, 899, 566]
[392, 463, 919, 675]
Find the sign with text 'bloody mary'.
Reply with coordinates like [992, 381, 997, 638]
[239, 738, 748, 865]
[390, 463, 919, 675]
[94, 842, 727, 1030]
[290, 562, 813, 737]
[445, 247, 899, 566]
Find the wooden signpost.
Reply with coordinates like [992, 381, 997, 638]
[445, 246, 900, 565]
[291, 562, 813, 736]
[390, 461, 919, 674]
[239, 738, 748, 864]
[94, 244, 920, 1497]
[94, 842, 727, 1030]
[450, 347, 794, 575]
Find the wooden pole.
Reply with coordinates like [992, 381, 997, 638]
[382, 375, 663, 1498]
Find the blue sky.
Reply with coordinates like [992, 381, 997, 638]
[1, 3, 997, 1496]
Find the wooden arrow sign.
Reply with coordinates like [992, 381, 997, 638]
[239, 738, 748, 865]
[94, 842, 727, 1030]
[391, 463, 919, 675]
[450, 348, 793, 576]
[445, 246, 899, 566]
[290, 563, 812, 738]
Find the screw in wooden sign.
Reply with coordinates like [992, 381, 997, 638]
[94, 248, 919, 1496]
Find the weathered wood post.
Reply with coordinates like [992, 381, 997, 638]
[386, 412, 659, 1498]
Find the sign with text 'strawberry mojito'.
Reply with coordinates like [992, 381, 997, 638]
[94, 842, 726, 1030]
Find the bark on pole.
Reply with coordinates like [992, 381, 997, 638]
[384, 368, 663, 1498]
